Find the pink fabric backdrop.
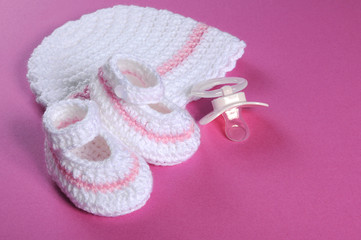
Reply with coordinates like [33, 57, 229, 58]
[1, 0, 360, 239]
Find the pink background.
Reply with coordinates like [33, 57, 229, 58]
[1, 0, 360, 239]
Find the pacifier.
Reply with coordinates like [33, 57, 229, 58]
[190, 77, 269, 142]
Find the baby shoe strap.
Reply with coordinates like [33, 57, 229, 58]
[43, 99, 100, 151]
[102, 54, 164, 105]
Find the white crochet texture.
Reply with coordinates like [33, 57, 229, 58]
[105, 54, 164, 104]
[43, 99, 153, 216]
[90, 55, 200, 166]
[27, 5, 246, 108]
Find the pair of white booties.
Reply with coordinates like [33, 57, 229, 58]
[43, 54, 200, 216]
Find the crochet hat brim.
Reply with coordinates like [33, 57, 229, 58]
[27, 5, 246, 107]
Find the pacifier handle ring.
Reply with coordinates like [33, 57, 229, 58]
[190, 77, 248, 98]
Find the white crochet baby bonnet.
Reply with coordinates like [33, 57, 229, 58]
[27, 5, 246, 108]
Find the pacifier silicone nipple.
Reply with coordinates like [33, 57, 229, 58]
[222, 107, 249, 142]
[190, 77, 268, 142]
[216, 85, 250, 142]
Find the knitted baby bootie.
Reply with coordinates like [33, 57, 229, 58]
[43, 99, 152, 216]
[90, 54, 200, 166]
